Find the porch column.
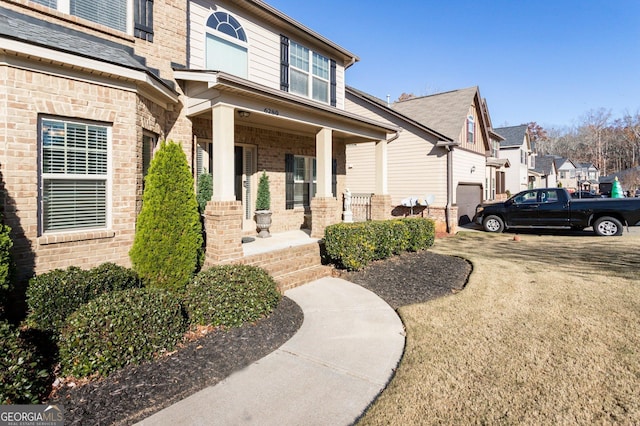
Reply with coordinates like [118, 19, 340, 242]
[371, 138, 391, 220]
[316, 127, 333, 197]
[211, 104, 236, 201]
[204, 104, 242, 264]
[310, 127, 339, 238]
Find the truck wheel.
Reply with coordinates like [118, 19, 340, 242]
[593, 216, 623, 236]
[483, 215, 504, 233]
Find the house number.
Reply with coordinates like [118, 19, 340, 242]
[264, 107, 279, 116]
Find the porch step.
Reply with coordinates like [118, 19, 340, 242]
[240, 241, 333, 292]
[275, 264, 334, 293]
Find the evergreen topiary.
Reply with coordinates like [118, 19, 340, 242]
[196, 173, 213, 213]
[255, 171, 271, 211]
[130, 141, 203, 291]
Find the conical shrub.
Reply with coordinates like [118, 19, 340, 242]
[130, 141, 203, 291]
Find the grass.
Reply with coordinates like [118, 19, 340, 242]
[359, 230, 640, 425]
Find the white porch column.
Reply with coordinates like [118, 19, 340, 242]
[375, 138, 388, 194]
[316, 127, 333, 197]
[211, 104, 235, 201]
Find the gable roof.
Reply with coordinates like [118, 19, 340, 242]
[552, 156, 576, 169]
[391, 87, 480, 140]
[494, 125, 529, 148]
[345, 86, 452, 142]
[534, 155, 557, 175]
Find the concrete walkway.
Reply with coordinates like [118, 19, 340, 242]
[137, 277, 405, 426]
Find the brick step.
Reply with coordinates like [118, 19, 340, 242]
[242, 243, 324, 278]
[274, 264, 334, 293]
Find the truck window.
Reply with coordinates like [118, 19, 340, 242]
[540, 190, 559, 203]
[514, 191, 538, 204]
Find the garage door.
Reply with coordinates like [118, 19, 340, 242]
[456, 184, 482, 225]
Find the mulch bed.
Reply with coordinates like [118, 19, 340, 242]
[48, 250, 471, 425]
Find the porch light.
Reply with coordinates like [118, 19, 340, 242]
[471, 165, 476, 173]
[237, 110, 250, 118]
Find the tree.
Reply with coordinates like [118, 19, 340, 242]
[129, 141, 203, 291]
[255, 171, 271, 211]
[396, 92, 416, 102]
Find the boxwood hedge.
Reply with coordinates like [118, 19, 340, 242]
[324, 217, 435, 271]
[59, 287, 186, 378]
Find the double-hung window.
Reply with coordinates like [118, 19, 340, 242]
[290, 42, 330, 103]
[40, 118, 110, 233]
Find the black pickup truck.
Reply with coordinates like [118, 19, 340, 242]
[474, 188, 640, 236]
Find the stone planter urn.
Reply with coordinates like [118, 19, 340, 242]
[255, 210, 272, 238]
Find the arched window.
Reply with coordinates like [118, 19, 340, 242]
[206, 11, 248, 78]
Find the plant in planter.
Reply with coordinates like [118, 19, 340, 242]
[255, 171, 272, 238]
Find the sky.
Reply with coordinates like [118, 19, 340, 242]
[267, 0, 640, 130]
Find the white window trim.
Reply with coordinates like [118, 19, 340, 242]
[39, 117, 112, 235]
[293, 155, 316, 207]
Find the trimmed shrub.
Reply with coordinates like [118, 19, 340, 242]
[25, 264, 142, 336]
[130, 141, 203, 291]
[59, 288, 186, 378]
[197, 173, 213, 213]
[324, 222, 376, 271]
[324, 218, 436, 271]
[403, 217, 436, 251]
[183, 265, 280, 328]
[0, 321, 49, 404]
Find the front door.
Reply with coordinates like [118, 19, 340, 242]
[234, 145, 257, 232]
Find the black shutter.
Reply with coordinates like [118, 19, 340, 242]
[330, 59, 337, 107]
[285, 154, 294, 209]
[280, 35, 289, 91]
[332, 158, 337, 197]
[134, 0, 154, 42]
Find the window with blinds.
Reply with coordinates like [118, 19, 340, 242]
[41, 118, 109, 233]
[70, 0, 127, 33]
[30, 0, 57, 8]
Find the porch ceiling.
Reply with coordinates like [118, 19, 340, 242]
[175, 70, 399, 143]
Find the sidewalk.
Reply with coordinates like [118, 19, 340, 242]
[137, 277, 405, 426]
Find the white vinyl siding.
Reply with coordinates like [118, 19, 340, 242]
[30, 0, 57, 7]
[40, 118, 110, 233]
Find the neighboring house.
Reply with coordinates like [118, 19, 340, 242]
[574, 162, 600, 192]
[0, 0, 397, 280]
[345, 86, 497, 229]
[554, 157, 578, 190]
[600, 166, 640, 196]
[532, 155, 559, 188]
[481, 99, 509, 201]
[495, 125, 533, 194]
